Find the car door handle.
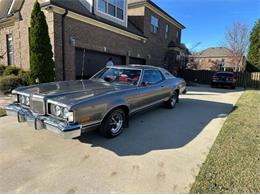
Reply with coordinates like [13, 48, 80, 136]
[161, 85, 165, 88]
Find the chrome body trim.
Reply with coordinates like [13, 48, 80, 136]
[5, 103, 82, 139]
[129, 98, 168, 114]
[47, 99, 69, 108]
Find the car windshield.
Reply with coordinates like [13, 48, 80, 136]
[91, 68, 141, 86]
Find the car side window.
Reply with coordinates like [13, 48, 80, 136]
[142, 70, 164, 86]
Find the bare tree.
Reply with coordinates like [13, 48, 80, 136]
[189, 42, 202, 55]
[224, 22, 249, 72]
[185, 42, 202, 70]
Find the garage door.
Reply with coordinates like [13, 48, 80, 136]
[75, 48, 126, 79]
[129, 57, 146, 65]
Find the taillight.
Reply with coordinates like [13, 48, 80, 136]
[228, 77, 235, 81]
[212, 76, 218, 80]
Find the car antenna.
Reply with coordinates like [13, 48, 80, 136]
[81, 49, 87, 90]
[81, 48, 86, 80]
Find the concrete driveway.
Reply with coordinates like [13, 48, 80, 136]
[0, 85, 243, 193]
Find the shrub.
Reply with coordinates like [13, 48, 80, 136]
[3, 66, 20, 76]
[0, 64, 6, 76]
[0, 75, 24, 94]
[0, 107, 6, 117]
[247, 20, 260, 71]
[30, 1, 54, 83]
[246, 61, 259, 72]
[18, 70, 30, 85]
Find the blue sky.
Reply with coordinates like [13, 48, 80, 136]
[153, 0, 260, 52]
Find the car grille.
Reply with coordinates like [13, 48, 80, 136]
[31, 98, 45, 114]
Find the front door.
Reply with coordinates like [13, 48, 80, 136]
[136, 69, 170, 109]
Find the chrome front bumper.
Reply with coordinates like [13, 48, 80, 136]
[5, 103, 81, 139]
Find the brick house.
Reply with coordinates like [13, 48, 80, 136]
[0, 0, 186, 80]
[188, 47, 246, 72]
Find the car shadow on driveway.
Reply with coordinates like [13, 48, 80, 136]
[78, 98, 233, 156]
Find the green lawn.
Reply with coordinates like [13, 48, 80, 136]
[0, 107, 6, 117]
[190, 90, 260, 193]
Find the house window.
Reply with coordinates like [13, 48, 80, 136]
[165, 24, 169, 39]
[151, 15, 159, 33]
[98, 0, 107, 12]
[116, 0, 124, 19]
[98, 0, 125, 20]
[108, 0, 116, 16]
[176, 30, 179, 39]
[6, 34, 14, 65]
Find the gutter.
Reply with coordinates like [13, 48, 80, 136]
[61, 9, 68, 81]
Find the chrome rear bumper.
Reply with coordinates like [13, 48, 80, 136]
[5, 103, 81, 139]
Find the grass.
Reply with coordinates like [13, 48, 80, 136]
[0, 107, 6, 117]
[190, 90, 260, 193]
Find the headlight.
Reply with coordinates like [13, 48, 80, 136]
[63, 108, 74, 122]
[55, 105, 62, 116]
[63, 108, 69, 119]
[50, 104, 73, 121]
[18, 95, 30, 106]
[21, 96, 25, 104]
[25, 96, 30, 106]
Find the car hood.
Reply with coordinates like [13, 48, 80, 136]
[14, 80, 133, 105]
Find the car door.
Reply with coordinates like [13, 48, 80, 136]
[136, 69, 170, 109]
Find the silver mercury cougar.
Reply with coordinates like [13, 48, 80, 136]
[5, 65, 187, 139]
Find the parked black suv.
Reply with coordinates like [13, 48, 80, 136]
[211, 72, 236, 89]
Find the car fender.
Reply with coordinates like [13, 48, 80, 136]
[100, 98, 130, 127]
[103, 98, 129, 117]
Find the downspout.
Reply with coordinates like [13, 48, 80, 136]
[92, 0, 95, 15]
[61, 9, 68, 80]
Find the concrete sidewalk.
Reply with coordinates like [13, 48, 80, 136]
[0, 94, 12, 108]
[0, 86, 243, 193]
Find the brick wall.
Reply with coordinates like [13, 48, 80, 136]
[128, 5, 182, 67]
[192, 56, 245, 72]
[0, 0, 54, 71]
[1, 0, 184, 80]
[57, 15, 148, 80]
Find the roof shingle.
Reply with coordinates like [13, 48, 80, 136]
[197, 47, 232, 57]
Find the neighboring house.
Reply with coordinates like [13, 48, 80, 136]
[0, 0, 186, 80]
[188, 47, 246, 72]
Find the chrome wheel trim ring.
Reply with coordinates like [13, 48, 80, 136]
[109, 112, 123, 134]
[170, 94, 177, 106]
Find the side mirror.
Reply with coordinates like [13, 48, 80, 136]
[104, 76, 114, 82]
[141, 82, 149, 87]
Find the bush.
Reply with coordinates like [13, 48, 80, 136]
[3, 66, 20, 76]
[0, 64, 6, 76]
[30, 1, 54, 83]
[246, 61, 260, 72]
[0, 75, 24, 94]
[18, 70, 30, 85]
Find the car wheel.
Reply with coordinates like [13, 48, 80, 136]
[99, 108, 126, 138]
[231, 85, 236, 89]
[165, 91, 178, 109]
[211, 83, 215, 88]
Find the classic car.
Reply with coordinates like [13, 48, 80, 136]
[5, 65, 186, 139]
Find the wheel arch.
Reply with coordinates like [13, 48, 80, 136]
[101, 104, 130, 127]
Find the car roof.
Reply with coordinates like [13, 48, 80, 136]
[108, 64, 162, 70]
[215, 72, 234, 74]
